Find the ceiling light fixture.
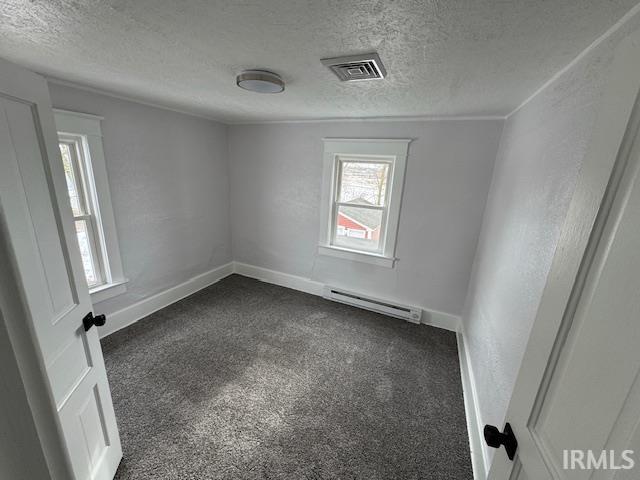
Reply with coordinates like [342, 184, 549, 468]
[236, 70, 284, 93]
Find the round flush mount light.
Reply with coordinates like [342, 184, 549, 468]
[236, 70, 284, 93]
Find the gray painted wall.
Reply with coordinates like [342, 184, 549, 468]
[228, 120, 503, 317]
[462, 10, 640, 465]
[47, 84, 232, 315]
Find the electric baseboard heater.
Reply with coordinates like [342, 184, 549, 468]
[323, 286, 422, 324]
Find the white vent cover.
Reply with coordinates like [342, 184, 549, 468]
[321, 53, 387, 82]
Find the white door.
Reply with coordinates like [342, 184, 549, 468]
[488, 31, 640, 480]
[0, 58, 122, 479]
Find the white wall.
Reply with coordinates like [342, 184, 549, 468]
[228, 120, 503, 318]
[47, 83, 232, 316]
[462, 9, 640, 466]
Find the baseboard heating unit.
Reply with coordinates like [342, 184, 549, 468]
[323, 286, 422, 323]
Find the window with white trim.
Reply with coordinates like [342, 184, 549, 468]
[318, 139, 411, 268]
[59, 137, 104, 287]
[54, 110, 127, 303]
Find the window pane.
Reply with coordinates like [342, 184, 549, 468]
[334, 205, 383, 252]
[59, 142, 85, 216]
[74, 219, 100, 287]
[338, 160, 390, 206]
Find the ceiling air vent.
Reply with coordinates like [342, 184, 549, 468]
[321, 53, 387, 82]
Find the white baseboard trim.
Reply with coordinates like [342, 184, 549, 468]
[98, 262, 234, 338]
[457, 330, 489, 479]
[421, 307, 460, 332]
[100, 260, 461, 338]
[232, 261, 460, 332]
[232, 262, 324, 296]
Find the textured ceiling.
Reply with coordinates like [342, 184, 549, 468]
[1, 0, 638, 123]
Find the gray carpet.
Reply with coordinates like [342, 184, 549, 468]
[102, 274, 472, 479]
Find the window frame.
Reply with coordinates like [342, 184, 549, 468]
[58, 135, 105, 288]
[54, 109, 127, 303]
[331, 155, 392, 254]
[318, 138, 411, 268]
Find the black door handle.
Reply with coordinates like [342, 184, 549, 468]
[83, 312, 106, 332]
[484, 422, 518, 460]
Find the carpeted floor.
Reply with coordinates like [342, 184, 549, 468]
[102, 274, 472, 479]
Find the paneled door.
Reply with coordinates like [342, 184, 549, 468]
[0, 58, 121, 479]
[488, 29, 640, 480]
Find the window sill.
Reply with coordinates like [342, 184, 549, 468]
[90, 279, 128, 304]
[317, 245, 396, 268]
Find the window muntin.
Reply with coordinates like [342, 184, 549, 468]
[332, 156, 393, 253]
[58, 136, 105, 289]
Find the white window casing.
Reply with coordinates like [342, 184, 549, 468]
[54, 109, 127, 303]
[318, 138, 411, 268]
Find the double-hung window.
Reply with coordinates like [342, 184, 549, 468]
[59, 136, 104, 287]
[319, 138, 411, 268]
[54, 110, 126, 303]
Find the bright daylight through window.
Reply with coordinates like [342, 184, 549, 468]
[319, 139, 410, 267]
[334, 159, 389, 252]
[59, 138, 103, 288]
